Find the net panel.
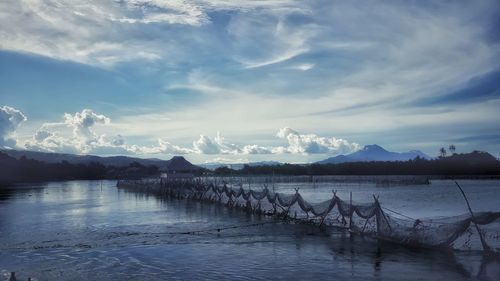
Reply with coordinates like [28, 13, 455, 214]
[117, 179, 500, 253]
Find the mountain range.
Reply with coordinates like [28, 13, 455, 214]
[1, 144, 430, 169]
[1, 149, 169, 167]
[316, 144, 431, 164]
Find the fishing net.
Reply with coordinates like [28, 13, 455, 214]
[117, 179, 500, 253]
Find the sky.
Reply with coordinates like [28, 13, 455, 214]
[1, 0, 500, 164]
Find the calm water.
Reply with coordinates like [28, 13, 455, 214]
[1, 180, 499, 280]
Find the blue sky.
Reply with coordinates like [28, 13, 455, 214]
[1, 0, 500, 164]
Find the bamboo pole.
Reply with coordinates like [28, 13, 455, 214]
[373, 194, 392, 233]
[455, 181, 490, 253]
[349, 191, 353, 231]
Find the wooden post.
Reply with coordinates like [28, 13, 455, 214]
[349, 191, 353, 231]
[361, 218, 370, 233]
[455, 181, 491, 253]
[373, 194, 392, 233]
[272, 170, 275, 191]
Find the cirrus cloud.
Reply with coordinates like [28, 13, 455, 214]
[0, 0, 306, 67]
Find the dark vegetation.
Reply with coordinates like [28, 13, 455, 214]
[1, 150, 499, 185]
[0, 151, 159, 185]
[214, 151, 500, 176]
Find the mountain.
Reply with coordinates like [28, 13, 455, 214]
[163, 156, 203, 172]
[200, 161, 281, 171]
[0, 149, 169, 167]
[317, 144, 431, 164]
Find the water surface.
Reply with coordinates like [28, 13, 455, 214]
[1, 180, 499, 280]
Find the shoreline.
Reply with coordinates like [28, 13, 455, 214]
[2, 174, 500, 187]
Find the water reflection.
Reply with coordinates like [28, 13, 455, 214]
[0, 187, 13, 201]
[0, 180, 498, 281]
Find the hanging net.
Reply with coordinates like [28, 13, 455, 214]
[117, 178, 500, 254]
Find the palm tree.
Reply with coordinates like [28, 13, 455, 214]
[449, 144, 456, 155]
[439, 147, 447, 158]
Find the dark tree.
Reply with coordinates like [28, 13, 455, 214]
[449, 144, 456, 155]
[439, 147, 447, 158]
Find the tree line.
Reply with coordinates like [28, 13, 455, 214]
[0, 152, 158, 185]
[2, 150, 499, 185]
[213, 151, 500, 176]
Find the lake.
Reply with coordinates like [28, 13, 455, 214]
[1, 179, 499, 280]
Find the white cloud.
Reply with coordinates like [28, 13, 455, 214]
[204, 157, 249, 164]
[13, 108, 358, 157]
[228, 10, 315, 69]
[25, 109, 127, 154]
[170, 129, 357, 156]
[0, 105, 27, 148]
[116, 0, 210, 26]
[241, 144, 273, 155]
[21, 108, 198, 155]
[241, 47, 309, 69]
[188, 129, 359, 156]
[63, 109, 110, 142]
[19, 109, 270, 156]
[33, 130, 52, 142]
[110, 134, 125, 146]
[276, 127, 360, 154]
[26, 130, 82, 155]
[3, 0, 500, 160]
[0, 0, 303, 67]
[132, 138, 194, 155]
[294, 63, 314, 71]
[192, 132, 271, 155]
[193, 134, 221, 154]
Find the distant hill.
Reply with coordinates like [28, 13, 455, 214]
[317, 144, 430, 164]
[216, 151, 500, 176]
[438, 150, 500, 168]
[0, 151, 205, 184]
[1, 149, 169, 167]
[200, 161, 281, 171]
[163, 156, 203, 172]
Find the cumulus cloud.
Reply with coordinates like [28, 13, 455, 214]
[132, 139, 194, 155]
[164, 129, 357, 156]
[241, 144, 273, 155]
[110, 134, 125, 146]
[25, 130, 82, 155]
[24, 108, 196, 155]
[9, 106, 359, 157]
[25, 109, 127, 154]
[33, 130, 52, 142]
[276, 127, 360, 154]
[0, 105, 27, 148]
[193, 134, 222, 154]
[63, 109, 110, 143]
[192, 132, 273, 155]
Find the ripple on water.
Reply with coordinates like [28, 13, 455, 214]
[1, 180, 498, 280]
